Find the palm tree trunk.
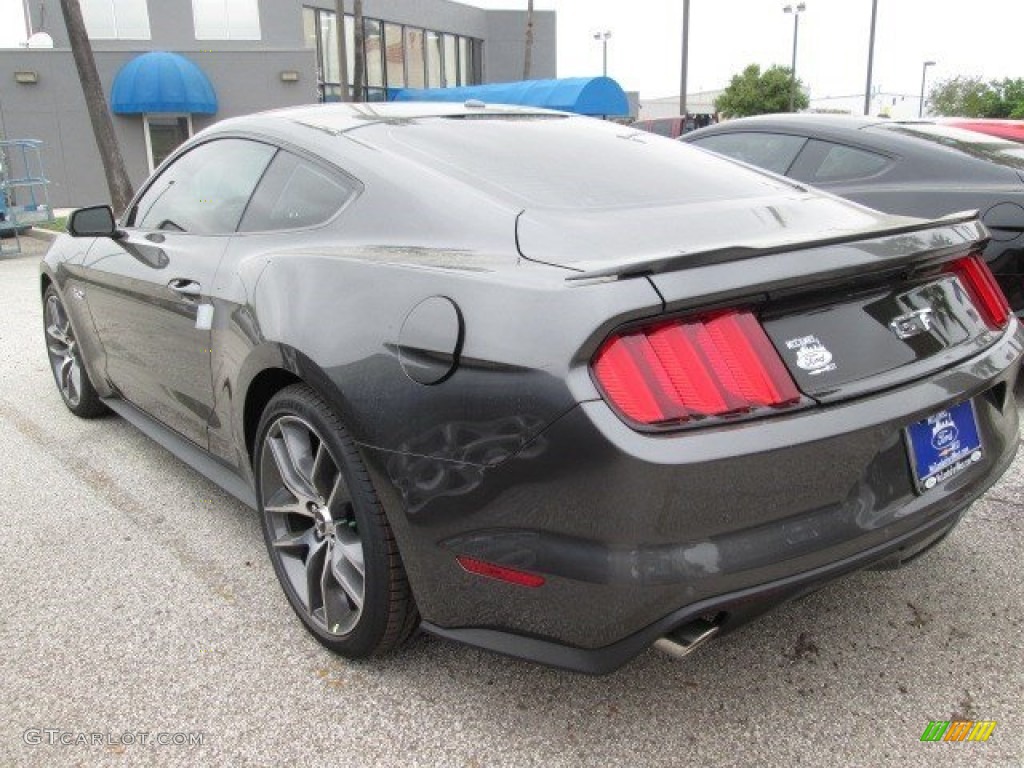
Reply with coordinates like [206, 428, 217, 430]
[59, 0, 134, 214]
[522, 0, 535, 80]
[352, 0, 365, 101]
[335, 1, 350, 101]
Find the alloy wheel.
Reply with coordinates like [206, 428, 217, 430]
[259, 415, 366, 636]
[44, 294, 83, 408]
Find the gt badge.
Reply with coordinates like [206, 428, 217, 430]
[889, 308, 934, 339]
[786, 334, 837, 376]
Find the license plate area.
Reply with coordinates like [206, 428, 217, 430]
[905, 400, 983, 493]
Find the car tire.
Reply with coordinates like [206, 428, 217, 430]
[42, 285, 108, 418]
[255, 383, 418, 658]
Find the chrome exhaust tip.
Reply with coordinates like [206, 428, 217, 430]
[653, 614, 723, 660]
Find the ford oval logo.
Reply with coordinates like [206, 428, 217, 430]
[931, 411, 959, 450]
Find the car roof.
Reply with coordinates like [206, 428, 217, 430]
[694, 113, 891, 132]
[209, 101, 565, 137]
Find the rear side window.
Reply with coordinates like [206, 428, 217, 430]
[800, 140, 892, 181]
[239, 152, 356, 232]
[691, 132, 806, 175]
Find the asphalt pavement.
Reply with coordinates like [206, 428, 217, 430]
[1, 236, 1021, 767]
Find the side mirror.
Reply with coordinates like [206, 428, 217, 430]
[68, 205, 124, 239]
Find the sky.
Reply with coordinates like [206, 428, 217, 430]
[466, 0, 1024, 106]
[2, 0, 1022, 106]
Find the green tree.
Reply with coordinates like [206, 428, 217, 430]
[991, 78, 1024, 118]
[715, 64, 808, 118]
[927, 76, 1024, 118]
[927, 76, 998, 117]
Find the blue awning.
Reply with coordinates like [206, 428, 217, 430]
[390, 77, 629, 116]
[111, 52, 217, 115]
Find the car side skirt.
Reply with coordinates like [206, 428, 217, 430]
[102, 397, 257, 509]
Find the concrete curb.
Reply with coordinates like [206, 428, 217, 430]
[24, 228, 59, 242]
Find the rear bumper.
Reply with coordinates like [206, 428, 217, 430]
[422, 498, 970, 674]
[368, 326, 1022, 673]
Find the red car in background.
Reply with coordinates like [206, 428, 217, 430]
[944, 118, 1024, 144]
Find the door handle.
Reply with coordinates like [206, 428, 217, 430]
[168, 278, 201, 298]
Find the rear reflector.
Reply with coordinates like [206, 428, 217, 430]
[456, 556, 546, 588]
[945, 254, 1011, 329]
[592, 309, 801, 427]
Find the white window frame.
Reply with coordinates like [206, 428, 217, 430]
[143, 114, 194, 174]
[81, 0, 152, 40]
[192, 0, 262, 41]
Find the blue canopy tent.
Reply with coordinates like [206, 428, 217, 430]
[111, 51, 218, 115]
[390, 77, 628, 117]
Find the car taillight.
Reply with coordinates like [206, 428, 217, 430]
[945, 254, 1011, 329]
[592, 309, 801, 427]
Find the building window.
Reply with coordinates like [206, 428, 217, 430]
[424, 30, 442, 87]
[81, 0, 151, 40]
[404, 27, 425, 89]
[442, 33, 457, 87]
[458, 37, 470, 86]
[144, 114, 193, 173]
[317, 10, 340, 100]
[301, 8, 482, 101]
[383, 23, 404, 89]
[193, 0, 261, 40]
[363, 18, 385, 95]
[302, 7, 317, 51]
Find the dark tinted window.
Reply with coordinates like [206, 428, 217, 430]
[132, 139, 276, 234]
[803, 140, 891, 181]
[648, 119, 675, 138]
[690, 132, 807, 175]
[376, 116, 796, 209]
[873, 123, 1024, 170]
[240, 152, 356, 232]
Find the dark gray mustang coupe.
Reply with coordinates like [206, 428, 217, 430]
[41, 104, 1021, 673]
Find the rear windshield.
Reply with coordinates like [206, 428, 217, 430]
[872, 123, 1024, 169]
[371, 115, 795, 209]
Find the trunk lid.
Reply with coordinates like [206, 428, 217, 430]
[515, 191, 920, 274]
[758, 271, 998, 401]
[521, 199, 1000, 405]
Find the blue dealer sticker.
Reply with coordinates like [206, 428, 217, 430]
[906, 400, 983, 492]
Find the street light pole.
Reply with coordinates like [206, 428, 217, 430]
[680, 0, 690, 118]
[919, 60, 936, 117]
[783, 3, 806, 113]
[864, 0, 878, 115]
[593, 31, 611, 77]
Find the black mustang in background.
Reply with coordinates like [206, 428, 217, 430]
[684, 114, 1024, 312]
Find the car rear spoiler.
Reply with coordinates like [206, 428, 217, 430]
[565, 210, 984, 282]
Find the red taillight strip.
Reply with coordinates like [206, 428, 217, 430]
[592, 337, 665, 423]
[945, 254, 1011, 329]
[725, 312, 801, 406]
[592, 309, 801, 428]
[456, 556, 545, 588]
[647, 324, 730, 414]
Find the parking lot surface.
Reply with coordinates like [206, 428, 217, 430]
[1, 237, 1022, 767]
